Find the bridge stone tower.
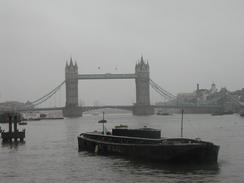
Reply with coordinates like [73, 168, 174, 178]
[63, 58, 82, 117]
[133, 56, 154, 115]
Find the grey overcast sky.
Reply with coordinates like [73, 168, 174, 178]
[0, 0, 244, 106]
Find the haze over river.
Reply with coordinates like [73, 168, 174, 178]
[0, 113, 244, 183]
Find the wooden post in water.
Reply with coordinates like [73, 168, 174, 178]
[8, 115, 12, 140]
[14, 115, 18, 141]
[1, 112, 25, 143]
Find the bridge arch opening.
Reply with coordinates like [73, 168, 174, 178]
[78, 79, 135, 106]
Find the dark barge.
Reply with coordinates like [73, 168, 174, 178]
[78, 126, 219, 164]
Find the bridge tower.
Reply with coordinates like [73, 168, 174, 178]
[63, 58, 82, 117]
[133, 56, 154, 115]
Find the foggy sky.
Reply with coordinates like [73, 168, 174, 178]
[0, 0, 244, 106]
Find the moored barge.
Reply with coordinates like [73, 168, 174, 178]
[78, 125, 219, 164]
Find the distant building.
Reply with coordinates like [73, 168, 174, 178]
[0, 101, 33, 111]
[176, 83, 218, 106]
[176, 92, 197, 105]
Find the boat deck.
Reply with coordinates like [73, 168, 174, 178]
[79, 132, 211, 146]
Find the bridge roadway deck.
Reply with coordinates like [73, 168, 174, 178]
[78, 74, 136, 80]
[16, 104, 221, 112]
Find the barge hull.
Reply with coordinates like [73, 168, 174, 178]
[78, 136, 219, 164]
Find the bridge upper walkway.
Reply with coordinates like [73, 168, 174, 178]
[78, 74, 136, 80]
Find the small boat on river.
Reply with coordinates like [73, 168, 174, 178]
[211, 110, 234, 116]
[18, 121, 27, 125]
[156, 109, 172, 116]
[78, 112, 219, 164]
[156, 111, 172, 116]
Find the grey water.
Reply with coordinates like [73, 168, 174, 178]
[0, 113, 244, 183]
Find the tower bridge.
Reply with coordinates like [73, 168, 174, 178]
[3, 56, 234, 117]
[64, 56, 154, 117]
[0, 56, 181, 116]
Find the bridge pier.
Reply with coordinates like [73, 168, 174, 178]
[63, 106, 82, 117]
[133, 104, 154, 115]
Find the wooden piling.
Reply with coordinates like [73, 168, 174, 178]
[1, 112, 25, 143]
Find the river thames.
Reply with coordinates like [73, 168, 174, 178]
[0, 113, 244, 183]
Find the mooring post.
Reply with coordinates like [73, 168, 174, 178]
[8, 115, 12, 142]
[1, 112, 26, 143]
[14, 115, 18, 141]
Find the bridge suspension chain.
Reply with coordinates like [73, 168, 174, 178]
[27, 81, 65, 108]
[149, 79, 176, 101]
[203, 91, 227, 105]
[195, 89, 244, 107]
[225, 91, 244, 106]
